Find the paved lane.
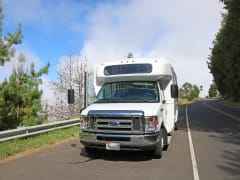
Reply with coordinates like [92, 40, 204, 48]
[0, 106, 193, 180]
[187, 100, 240, 180]
[205, 100, 240, 119]
[0, 100, 239, 180]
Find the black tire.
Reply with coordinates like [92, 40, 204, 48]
[162, 127, 169, 151]
[174, 122, 178, 130]
[85, 147, 97, 156]
[152, 128, 163, 159]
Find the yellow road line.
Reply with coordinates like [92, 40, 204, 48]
[203, 101, 240, 122]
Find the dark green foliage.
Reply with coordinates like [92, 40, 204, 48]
[0, 1, 23, 66]
[208, 0, 240, 102]
[0, 54, 50, 130]
[208, 83, 218, 98]
[0, 2, 49, 130]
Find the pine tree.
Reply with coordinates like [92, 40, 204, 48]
[0, 0, 22, 66]
[0, 53, 50, 130]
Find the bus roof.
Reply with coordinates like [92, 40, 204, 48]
[94, 58, 175, 94]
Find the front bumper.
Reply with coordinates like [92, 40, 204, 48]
[79, 130, 160, 151]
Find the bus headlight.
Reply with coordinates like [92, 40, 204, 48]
[80, 115, 88, 129]
[145, 116, 158, 133]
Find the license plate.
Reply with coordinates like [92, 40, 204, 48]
[106, 142, 120, 151]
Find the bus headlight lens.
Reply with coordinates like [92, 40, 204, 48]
[80, 115, 88, 129]
[145, 116, 158, 133]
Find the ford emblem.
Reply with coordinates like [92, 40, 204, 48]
[109, 120, 119, 126]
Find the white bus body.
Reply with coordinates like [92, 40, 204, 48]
[80, 58, 178, 158]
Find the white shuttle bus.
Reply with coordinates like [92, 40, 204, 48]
[79, 58, 178, 158]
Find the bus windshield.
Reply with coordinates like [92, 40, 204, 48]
[95, 81, 160, 103]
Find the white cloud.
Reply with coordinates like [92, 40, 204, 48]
[2, 0, 224, 97]
[40, 76, 56, 106]
[80, 0, 224, 97]
[0, 49, 41, 82]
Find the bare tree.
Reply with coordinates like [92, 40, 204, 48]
[48, 53, 87, 120]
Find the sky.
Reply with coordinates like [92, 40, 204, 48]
[0, 0, 224, 102]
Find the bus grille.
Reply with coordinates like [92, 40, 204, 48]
[88, 110, 144, 134]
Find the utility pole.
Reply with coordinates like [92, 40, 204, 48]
[84, 71, 87, 108]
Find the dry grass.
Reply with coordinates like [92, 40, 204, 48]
[178, 98, 189, 105]
[218, 99, 240, 108]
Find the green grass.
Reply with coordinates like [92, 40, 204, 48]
[0, 125, 79, 160]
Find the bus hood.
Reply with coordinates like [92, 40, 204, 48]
[81, 103, 160, 117]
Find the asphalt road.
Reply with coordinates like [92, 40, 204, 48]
[0, 100, 239, 180]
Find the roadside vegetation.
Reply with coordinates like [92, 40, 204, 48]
[0, 2, 50, 130]
[208, 0, 240, 102]
[218, 99, 240, 109]
[0, 2, 83, 130]
[178, 82, 201, 105]
[178, 98, 189, 105]
[0, 126, 79, 160]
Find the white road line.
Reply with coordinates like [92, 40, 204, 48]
[186, 104, 200, 180]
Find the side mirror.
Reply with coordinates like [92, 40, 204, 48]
[68, 89, 75, 104]
[80, 108, 85, 114]
[171, 84, 178, 98]
[162, 100, 166, 104]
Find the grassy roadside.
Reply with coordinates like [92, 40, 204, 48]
[218, 99, 240, 108]
[178, 98, 189, 105]
[178, 98, 206, 106]
[0, 125, 79, 161]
